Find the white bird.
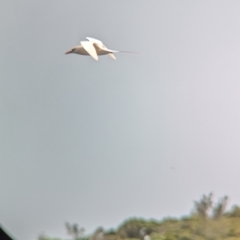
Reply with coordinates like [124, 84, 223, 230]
[65, 37, 135, 61]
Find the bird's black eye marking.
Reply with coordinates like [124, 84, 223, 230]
[72, 48, 75, 52]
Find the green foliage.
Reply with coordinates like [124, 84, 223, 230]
[41, 194, 240, 240]
[117, 218, 159, 238]
[227, 205, 240, 217]
[193, 192, 213, 218]
[212, 196, 228, 219]
[112, 194, 240, 240]
[65, 222, 85, 240]
[38, 233, 62, 240]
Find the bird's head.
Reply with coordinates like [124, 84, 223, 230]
[65, 47, 76, 54]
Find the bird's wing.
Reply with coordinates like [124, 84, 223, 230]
[95, 44, 119, 53]
[86, 37, 103, 45]
[80, 41, 98, 60]
[100, 45, 119, 53]
[108, 53, 116, 60]
[86, 37, 119, 53]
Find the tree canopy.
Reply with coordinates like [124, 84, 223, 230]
[39, 194, 240, 240]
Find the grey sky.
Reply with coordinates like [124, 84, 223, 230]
[1, 1, 240, 240]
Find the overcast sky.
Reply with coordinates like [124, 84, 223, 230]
[1, 1, 240, 240]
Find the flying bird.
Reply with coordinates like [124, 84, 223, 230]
[65, 37, 135, 61]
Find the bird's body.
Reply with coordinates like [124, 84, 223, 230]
[73, 45, 113, 56]
[65, 37, 118, 60]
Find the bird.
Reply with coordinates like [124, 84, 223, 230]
[65, 37, 136, 61]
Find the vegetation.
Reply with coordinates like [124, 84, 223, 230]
[39, 193, 240, 240]
[65, 222, 85, 240]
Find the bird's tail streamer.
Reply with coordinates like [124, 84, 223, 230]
[119, 50, 139, 53]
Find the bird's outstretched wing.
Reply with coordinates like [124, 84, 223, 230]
[86, 37, 103, 45]
[87, 37, 119, 53]
[101, 46, 119, 53]
[80, 41, 98, 60]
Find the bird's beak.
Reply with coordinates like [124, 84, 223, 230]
[65, 50, 72, 54]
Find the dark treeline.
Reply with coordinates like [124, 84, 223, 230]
[40, 193, 240, 240]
